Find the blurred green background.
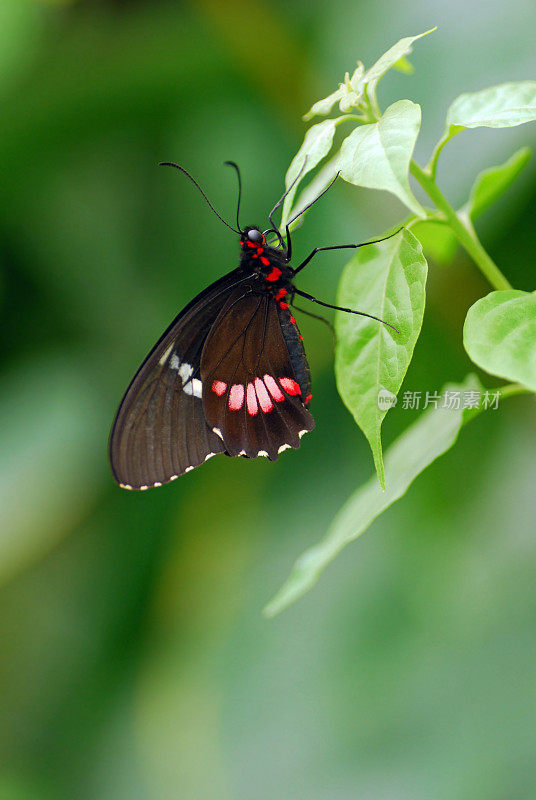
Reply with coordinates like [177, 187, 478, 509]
[1, 1, 536, 798]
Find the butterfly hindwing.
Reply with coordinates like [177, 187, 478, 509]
[201, 288, 315, 460]
[109, 269, 246, 490]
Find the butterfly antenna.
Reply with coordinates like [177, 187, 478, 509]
[266, 156, 309, 235]
[159, 162, 240, 234]
[224, 161, 243, 233]
[293, 288, 400, 334]
[285, 171, 340, 229]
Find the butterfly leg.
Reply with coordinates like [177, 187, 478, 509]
[292, 228, 403, 276]
[291, 299, 337, 347]
[292, 288, 399, 333]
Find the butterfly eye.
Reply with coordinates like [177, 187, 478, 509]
[247, 228, 264, 244]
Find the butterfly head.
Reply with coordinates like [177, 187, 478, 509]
[240, 226, 266, 246]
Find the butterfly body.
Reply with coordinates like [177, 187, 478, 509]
[110, 225, 314, 491]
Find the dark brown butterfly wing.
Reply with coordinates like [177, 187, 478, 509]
[201, 288, 315, 460]
[109, 269, 246, 490]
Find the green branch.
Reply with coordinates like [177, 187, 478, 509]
[410, 161, 512, 291]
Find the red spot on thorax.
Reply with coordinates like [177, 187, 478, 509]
[266, 267, 282, 282]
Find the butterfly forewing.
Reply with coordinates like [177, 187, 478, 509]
[201, 289, 314, 460]
[109, 269, 246, 490]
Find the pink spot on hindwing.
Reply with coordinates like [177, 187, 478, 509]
[211, 380, 227, 396]
[264, 374, 284, 402]
[255, 378, 273, 412]
[229, 383, 244, 411]
[246, 382, 258, 415]
[279, 377, 301, 396]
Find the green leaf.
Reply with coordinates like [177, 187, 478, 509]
[410, 220, 458, 265]
[392, 55, 415, 75]
[280, 117, 347, 228]
[264, 374, 485, 617]
[430, 83, 536, 175]
[286, 152, 341, 231]
[462, 146, 531, 219]
[463, 290, 536, 391]
[302, 86, 346, 122]
[447, 81, 536, 130]
[339, 100, 425, 216]
[335, 229, 428, 488]
[362, 29, 435, 95]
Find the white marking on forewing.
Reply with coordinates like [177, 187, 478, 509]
[168, 359, 202, 398]
[183, 377, 202, 398]
[159, 344, 174, 366]
[170, 474, 178, 481]
[177, 361, 193, 381]
[298, 430, 308, 438]
[278, 444, 291, 454]
[153, 482, 162, 487]
[204, 453, 216, 461]
[185, 466, 194, 473]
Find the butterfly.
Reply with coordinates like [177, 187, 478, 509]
[109, 161, 399, 490]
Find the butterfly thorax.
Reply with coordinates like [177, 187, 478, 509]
[239, 227, 294, 305]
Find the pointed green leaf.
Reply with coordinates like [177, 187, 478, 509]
[335, 229, 428, 487]
[264, 374, 485, 616]
[410, 220, 458, 265]
[362, 28, 436, 93]
[286, 152, 341, 230]
[463, 290, 536, 391]
[339, 100, 425, 216]
[463, 146, 531, 219]
[280, 117, 347, 228]
[302, 86, 345, 122]
[392, 55, 415, 75]
[447, 81, 536, 130]
[430, 83, 536, 174]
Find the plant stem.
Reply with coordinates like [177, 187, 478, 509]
[410, 160, 513, 291]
